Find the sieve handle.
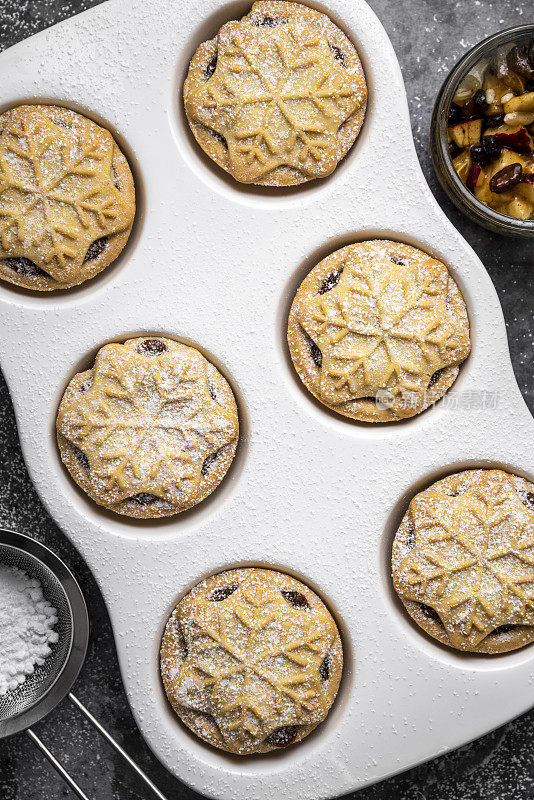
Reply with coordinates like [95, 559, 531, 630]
[26, 728, 92, 800]
[68, 692, 169, 800]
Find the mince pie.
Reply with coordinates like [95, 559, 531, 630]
[183, 1, 367, 186]
[56, 337, 239, 518]
[287, 240, 471, 422]
[0, 105, 135, 290]
[392, 469, 534, 654]
[160, 567, 343, 753]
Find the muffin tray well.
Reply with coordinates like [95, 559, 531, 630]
[0, 0, 533, 797]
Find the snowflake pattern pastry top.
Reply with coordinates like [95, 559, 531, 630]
[0, 105, 135, 291]
[287, 240, 471, 422]
[392, 469, 534, 654]
[183, 1, 367, 186]
[56, 337, 239, 518]
[160, 567, 343, 754]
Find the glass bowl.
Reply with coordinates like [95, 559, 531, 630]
[431, 25, 534, 238]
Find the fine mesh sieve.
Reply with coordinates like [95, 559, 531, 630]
[0, 530, 168, 800]
[0, 541, 74, 723]
[0, 529, 87, 738]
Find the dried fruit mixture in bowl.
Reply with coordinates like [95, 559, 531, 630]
[448, 39, 534, 220]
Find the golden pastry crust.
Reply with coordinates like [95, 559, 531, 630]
[0, 105, 135, 291]
[160, 567, 343, 754]
[183, 1, 367, 186]
[56, 337, 239, 518]
[392, 469, 534, 654]
[287, 240, 471, 422]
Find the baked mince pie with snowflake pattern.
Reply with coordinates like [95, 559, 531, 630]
[392, 469, 534, 654]
[287, 240, 471, 422]
[160, 567, 343, 754]
[56, 337, 239, 518]
[183, 1, 367, 186]
[0, 105, 135, 291]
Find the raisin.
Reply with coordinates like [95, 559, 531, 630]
[137, 339, 167, 356]
[281, 589, 310, 609]
[448, 103, 463, 126]
[209, 583, 238, 601]
[473, 89, 488, 110]
[489, 163, 523, 194]
[319, 268, 343, 294]
[390, 255, 406, 265]
[471, 135, 502, 166]
[521, 491, 534, 510]
[264, 725, 299, 748]
[483, 113, 505, 130]
[208, 382, 217, 401]
[205, 51, 217, 80]
[84, 236, 108, 262]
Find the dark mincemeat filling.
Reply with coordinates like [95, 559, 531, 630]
[206, 127, 228, 149]
[428, 367, 446, 388]
[136, 339, 167, 356]
[405, 523, 416, 550]
[251, 14, 288, 27]
[319, 267, 343, 294]
[491, 624, 520, 636]
[79, 378, 93, 394]
[390, 255, 406, 266]
[264, 724, 299, 748]
[201, 450, 220, 477]
[328, 41, 346, 67]
[84, 236, 108, 263]
[418, 603, 444, 627]
[130, 492, 160, 505]
[111, 164, 122, 190]
[3, 257, 48, 278]
[281, 589, 310, 609]
[204, 50, 218, 80]
[304, 332, 322, 369]
[3, 234, 109, 277]
[209, 583, 239, 601]
[73, 446, 89, 471]
[319, 652, 331, 682]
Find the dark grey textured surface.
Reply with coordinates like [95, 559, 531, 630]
[0, 0, 532, 798]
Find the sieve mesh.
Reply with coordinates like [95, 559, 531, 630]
[0, 543, 73, 722]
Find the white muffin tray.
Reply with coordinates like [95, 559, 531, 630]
[0, 0, 533, 797]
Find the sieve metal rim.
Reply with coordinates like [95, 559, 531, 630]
[0, 529, 89, 739]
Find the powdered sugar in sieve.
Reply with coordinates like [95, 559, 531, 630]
[0, 564, 59, 696]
